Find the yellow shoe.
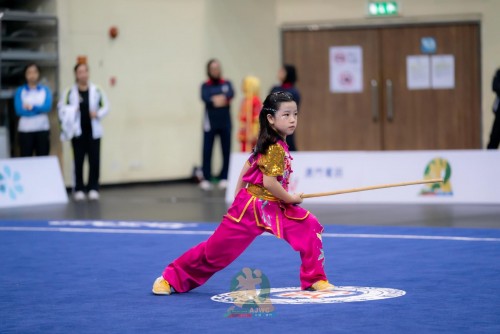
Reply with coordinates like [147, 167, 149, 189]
[308, 280, 335, 291]
[152, 276, 172, 295]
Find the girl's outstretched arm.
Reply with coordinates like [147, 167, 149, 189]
[234, 161, 251, 197]
[263, 175, 303, 204]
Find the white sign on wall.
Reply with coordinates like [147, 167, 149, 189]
[0, 156, 68, 208]
[407, 54, 455, 90]
[406, 55, 431, 89]
[431, 55, 455, 89]
[329, 46, 363, 93]
[226, 150, 500, 204]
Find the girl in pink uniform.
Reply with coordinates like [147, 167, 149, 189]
[153, 91, 334, 295]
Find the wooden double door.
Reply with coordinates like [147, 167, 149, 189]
[283, 23, 481, 150]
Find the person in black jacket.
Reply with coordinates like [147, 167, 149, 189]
[200, 59, 234, 190]
[270, 65, 300, 151]
[487, 69, 500, 149]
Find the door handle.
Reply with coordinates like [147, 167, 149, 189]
[386, 79, 394, 122]
[370, 79, 378, 122]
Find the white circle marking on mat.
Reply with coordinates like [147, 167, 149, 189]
[211, 286, 406, 304]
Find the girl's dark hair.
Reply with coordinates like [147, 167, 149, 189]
[283, 64, 297, 85]
[254, 91, 295, 155]
[24, 63, 40, 75]
[74, 63, 88, 73]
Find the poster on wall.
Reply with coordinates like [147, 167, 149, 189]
[329, 46, 363, 93]
[406, 55, 430, 90]
[431, 55, 455, 89]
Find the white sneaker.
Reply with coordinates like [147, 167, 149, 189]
[73, 191, 86, 201]
[218, 179, 228, 190]
[199, 180, 213, 191]
[88, 190, 100, 201]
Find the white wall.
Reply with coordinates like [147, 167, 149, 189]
[276, 0, 500, 148]
[55, 0, 498, 186]
[203, 0, 280, 174]
[56, 0, 279, 185]
[57, 0, 208, 184]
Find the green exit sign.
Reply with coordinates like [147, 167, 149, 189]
[368, 1, 399, 16]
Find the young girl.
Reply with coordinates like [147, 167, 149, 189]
[153, 91, 334, 295]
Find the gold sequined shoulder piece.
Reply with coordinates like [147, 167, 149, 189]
[258, 144, 286, 177]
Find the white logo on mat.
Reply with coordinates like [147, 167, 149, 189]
[212, 286, 405, 304]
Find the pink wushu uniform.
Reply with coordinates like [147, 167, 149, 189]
[162, 139, 328, 292]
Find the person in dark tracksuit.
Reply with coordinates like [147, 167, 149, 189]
[270, 64, 300, 151]
[200, 59, 234, 190]
[487, 69, 500, 149]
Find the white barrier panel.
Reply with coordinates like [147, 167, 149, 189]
[0, 157, 68, 208]
[226, 150, 500, 204]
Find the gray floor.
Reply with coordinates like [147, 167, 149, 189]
[1, 183, 499, 229]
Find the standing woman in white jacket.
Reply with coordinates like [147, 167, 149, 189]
[58, 63, 109, 201]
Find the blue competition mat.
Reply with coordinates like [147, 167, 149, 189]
[1, 220, 499, 333]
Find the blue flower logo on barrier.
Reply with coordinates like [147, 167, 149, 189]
[0, 165, 23, 200]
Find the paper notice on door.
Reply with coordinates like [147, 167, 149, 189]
[329, 46, 363, 93]
[406, 55, 430, 90]
[431, 55, 455, 89]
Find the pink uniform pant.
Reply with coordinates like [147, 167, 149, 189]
[162, 207, 327, 292]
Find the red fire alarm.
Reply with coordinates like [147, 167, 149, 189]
[109, 26, 119, 39]
[76, 55, 87, 64]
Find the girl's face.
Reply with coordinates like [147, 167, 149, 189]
[267, 101, 298, 139]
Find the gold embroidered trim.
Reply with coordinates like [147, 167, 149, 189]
[276, 210, 281, 239]
[247, 184, 279, 201]
[225, 197, 254, 223]
[283, 210, 310, 221]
